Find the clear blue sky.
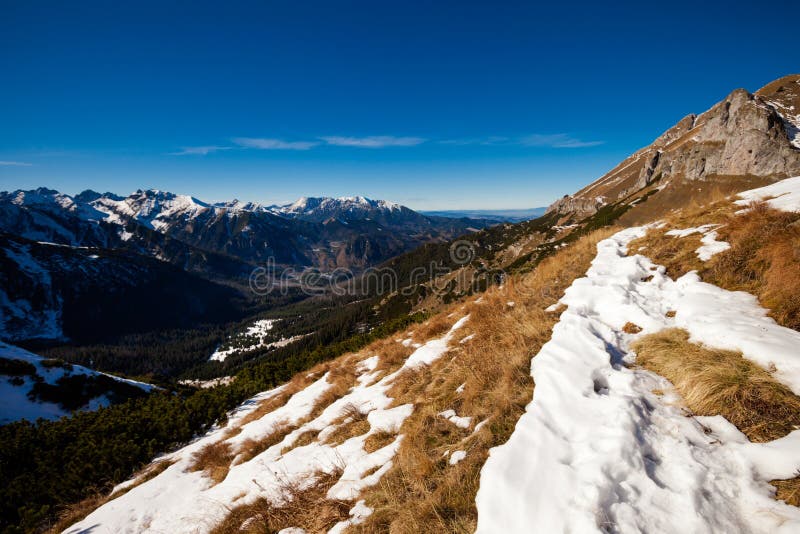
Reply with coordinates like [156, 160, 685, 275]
[1, 1, 798, 209]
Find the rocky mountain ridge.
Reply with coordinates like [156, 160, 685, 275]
[0, 188, 493, 272]
[548, 74, 800, 220]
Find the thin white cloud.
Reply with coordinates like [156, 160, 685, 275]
[439, 136, 510, 146]
[0, 160, 33, 166]
[169, 146, 232, 156]
[233, 137, 319, 150]
[320, 135, 426, 148]
[520, 134, 604, 148]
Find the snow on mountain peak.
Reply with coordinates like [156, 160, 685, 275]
[271, 195, 403, 219]
[89, 189, 213, 231]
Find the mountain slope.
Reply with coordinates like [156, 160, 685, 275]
[59, 177, 800, 534]
[0, 232, 246, 343]
[477, 219, 800, 533]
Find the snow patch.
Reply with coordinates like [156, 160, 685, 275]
[664, 224, 717, 237]
[736, 175, 800, 213]
[438, 409, 472, 429]
[696, 230, 730, 261]
[210, 319, 306, 362]
[448, 450, 467, 465]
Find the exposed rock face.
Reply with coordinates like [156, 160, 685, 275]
[546, 195, 606, 218]
[547, 75, 800, 219]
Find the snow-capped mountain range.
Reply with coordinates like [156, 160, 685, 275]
[0, 188, 491, 269]
[0, 188, 493, 342]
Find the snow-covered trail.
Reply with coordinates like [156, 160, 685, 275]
[476, 226, 800, 533]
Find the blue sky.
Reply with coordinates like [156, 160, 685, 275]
[1, 1, 798, 209]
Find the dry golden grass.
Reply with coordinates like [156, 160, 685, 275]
[773, 476, 800, 507]
[44, 492, 108, 534]
[386, 367, 430, 404]
[281, 428, 321, 454]
[622, 322, 643, 334]
[361, 464, 382, 478]
[189, 441, 235, 484]
[708, 203, 800, 331]
[323, 404, 371, 446]
[632, 329, 800, 443]
[371, 338, 415, 374]
[351, 227, 619, 533]
[237, 420, 298, 463]
[363, 430, 397, 454]
[411, 313, 457, 343]
[209, 469, 350, 534]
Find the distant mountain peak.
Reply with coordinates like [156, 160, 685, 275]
[273, 196, 402, 220]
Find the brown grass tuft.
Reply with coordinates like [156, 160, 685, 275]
[364, 430, 397, 453]
[360, 464, 382, 478]
[411, 314, 455, 343]
[622, 322, 643, 334]
[387, 367, 430, 404]
[632, 328, 800, 442]
[324, 404, 371, 446]
[708, 203, 800, 331]
[371, 338, 415, 374]
[772, 476, 800, 507]
[281, 429, 321, 454]
[189, 441, 235, 484]
[236, 420, 299, 463]
[210, 469, 350, 534]
[44, 492, 108, 534]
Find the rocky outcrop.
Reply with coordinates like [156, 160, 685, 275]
[548, 75, 800, 219]
[545, 195, 605, 217]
